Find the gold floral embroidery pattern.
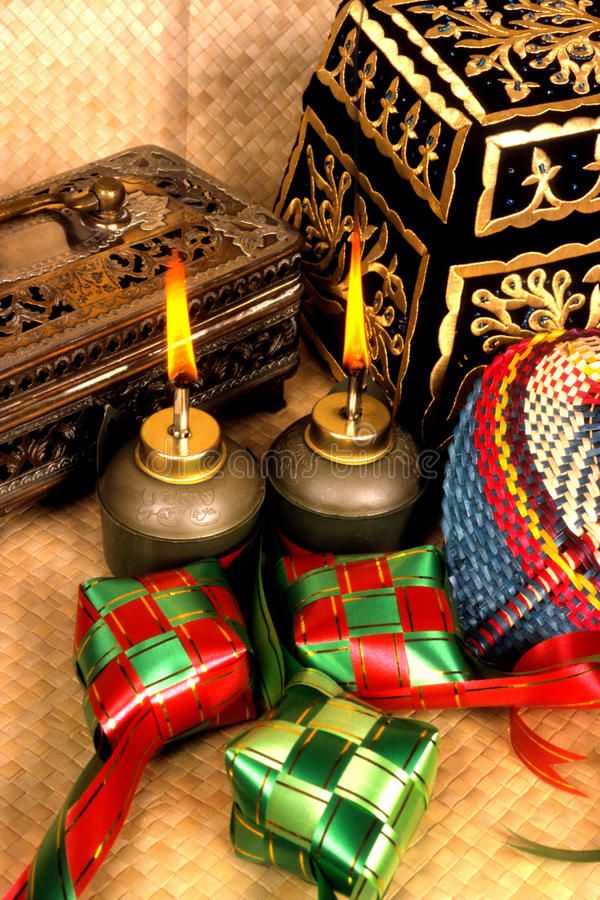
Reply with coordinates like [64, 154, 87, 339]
[283, 146, 411, 395]
[471, 266, 600, 352]
[425, 241, 600, 440]
[327, 29, 445, 214]
[476, 117, 600, 235]
[409, 0, 600, 103]
[318, 4, 470, 221]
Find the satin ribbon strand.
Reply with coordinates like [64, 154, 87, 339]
[262, 547, 600, 795]
[506, 830, 600, 863]
[4, 558, 255, 900]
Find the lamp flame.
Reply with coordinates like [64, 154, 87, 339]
[342, 220, 370, 373]
[166, 256, 198, 384]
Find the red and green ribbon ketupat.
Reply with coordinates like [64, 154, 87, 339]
[6, 537, 600, 898]
[6, 558, 255, 900]
[250, 536, 600, 859]
[3, 545, 441, 900]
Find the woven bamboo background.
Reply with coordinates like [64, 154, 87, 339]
[0, 0, 336, 208]
[1, 345, 600, 898]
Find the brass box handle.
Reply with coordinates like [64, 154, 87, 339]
[0, 176, 130, 231]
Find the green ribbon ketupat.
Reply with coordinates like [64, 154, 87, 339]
[226, 668, 439, 899]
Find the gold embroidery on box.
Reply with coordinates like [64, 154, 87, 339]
[276, 108, 428, 401]
[425, 239, 600, 435]
[471, 266, 600, 352]
[408, 0, 600, 104]
[284, 147, 410, 394]
[318, 2, 471, 221]
[476, 117, 600, 236]
[376, 0, 600, 124]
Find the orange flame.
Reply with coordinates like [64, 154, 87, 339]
[343, 220, 370, 372]
[166, 256, 198, 384]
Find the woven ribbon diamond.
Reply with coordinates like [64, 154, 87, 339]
[7, 559, 254, 899]
[278, 546, 472, 707]
[227, 668, 439, 900]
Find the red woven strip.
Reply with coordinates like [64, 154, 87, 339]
[336, 557, 392, 593]
[294, 593, 350, 647]
[109, 596, 166, 647]
[355, 633, 407, 694]
[89, 654, 149, 746]
[65, 710, 162, 890]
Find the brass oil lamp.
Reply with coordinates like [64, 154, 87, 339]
[267, 222, 422, 553]
[98, 257, 265, 576]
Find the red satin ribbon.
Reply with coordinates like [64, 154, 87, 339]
[278, 536, 600, 795]
[4, 553, 255, 900]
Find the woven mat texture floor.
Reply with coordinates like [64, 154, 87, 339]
[1, 347, 600, 899]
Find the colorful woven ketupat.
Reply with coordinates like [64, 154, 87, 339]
[7, 559, 255, 900]
[226, 668, 439, 900]
[261, 541, 600, 801]
[443, 330, 600, 665]
[276, 545, 472, 707]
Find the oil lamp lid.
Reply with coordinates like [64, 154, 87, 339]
[268, 417, 422, 518]
[98, 434, 265, 541]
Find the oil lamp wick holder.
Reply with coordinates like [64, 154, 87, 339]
[345, 369, 363, 424]
[304, 367, 393, 465]
[171, 381, 192, 440]
[134, 379, 226, 485]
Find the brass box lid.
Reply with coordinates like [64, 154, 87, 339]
[0, 145, 302, 440]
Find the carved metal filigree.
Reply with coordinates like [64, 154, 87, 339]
[282, 147, 406, 394]
[410, 0, 600, 102]
[0, 254, 300, 407]
[0, 219, 221, 339]
[206, 207, 292, 257]
[471, 265, 600, 352]
[0, 145, 300, 366]
[0, 408, 100, 484]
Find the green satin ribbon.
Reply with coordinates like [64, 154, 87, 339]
[248, 531, 289, 709]
[227, 668, 439, 899]
[507, 831, 600, 862]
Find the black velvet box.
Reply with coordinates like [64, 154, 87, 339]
[276, 0, 600, 445]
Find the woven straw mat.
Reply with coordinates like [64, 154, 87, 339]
[0, 0, 338, 208]
[1, 345, 600, 898]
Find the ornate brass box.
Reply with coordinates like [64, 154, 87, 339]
[0, 146, 302, 515]
[277, 0, 600, 446]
